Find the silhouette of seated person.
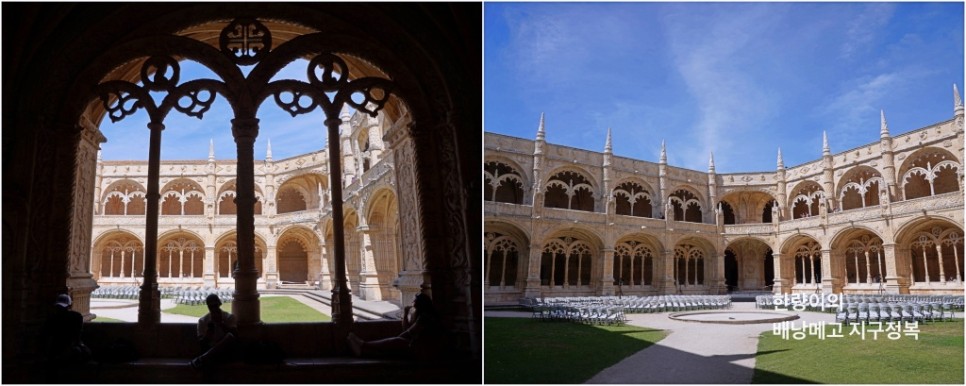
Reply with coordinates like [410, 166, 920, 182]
[42, 293, 92, 372]
[347, 293, 447, 360]
[190, 294, 238, 368]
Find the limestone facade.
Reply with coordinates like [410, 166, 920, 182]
[91, 109, 403, 304]
[485, 88, 965, 303]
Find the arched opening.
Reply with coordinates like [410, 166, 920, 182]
[762, 200, 775, 223]
[540, 236, 594, 290]
[837, 167, 883, 211]
[92, 232, 144, 284]
[365, 189, 401, 301]
[614, 181, 653, 218]
[724, 250, 738, 291]
[719, 190, 776, 224]
[719, 201, 736, 225]
[899, 148, 961, 200]
[724, 238, 772, 291]
[789, 181, 823, 219]
[484, 161, 525, 204]
[215, 238, 266, 281]
[613, 240, 655, 287]
[783, 237, 822, 287]
[669, 189, 702, 223]
[484, 233, 520, 289]
[673, 241, 708, 287]
[157, 233, 205, 280]
[277, 188, 308, 213]
[544, 170, 595, 212]
[278, 239, 309, 284]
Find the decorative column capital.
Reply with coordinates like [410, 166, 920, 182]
[231, 118, 260, 142]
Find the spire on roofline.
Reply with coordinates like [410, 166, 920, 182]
[659, 140, 667, 164]
[604, 128, 612, 153]
[536, 112, 546, 142]
[880, 110, 890, 139]
[822, 131, 830, 156]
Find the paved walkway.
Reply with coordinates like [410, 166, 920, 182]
[486, 302, 837, 384]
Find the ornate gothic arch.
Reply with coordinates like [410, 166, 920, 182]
[5, 4, 480, 370]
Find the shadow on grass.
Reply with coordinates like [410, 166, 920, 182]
[484, 317, 665, 384]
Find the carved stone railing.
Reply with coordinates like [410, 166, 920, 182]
[827, 206, 882, 224]
[344, 155, 394, 196]
[483, 201, 532, 218]
[540, 207, 605, 224]
[664, 220, 717, 234]
[889, 191, 963, 216]
[273, 210, 321, 225]
[778, 216, 822, 232]
[723, 223, 774, 235]
[610, 214, 665, 228]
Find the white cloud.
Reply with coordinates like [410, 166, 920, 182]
[661, 4, 785, 171]
[840, 3, 895, 60]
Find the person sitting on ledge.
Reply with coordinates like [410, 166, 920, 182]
[43, 293, 92, 374]
[190, 294, 238, 369]
[347, 292, 447, 360]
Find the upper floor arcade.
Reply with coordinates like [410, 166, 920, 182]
[485, 92, 964, 230]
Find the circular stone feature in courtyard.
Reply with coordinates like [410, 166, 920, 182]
[669, 310, 799, 325]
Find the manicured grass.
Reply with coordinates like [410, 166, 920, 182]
[485, 317, 666, 384]
[166, 296, 331, 322]
[754, 319, 964, 384]
[90, 316, 125, 323]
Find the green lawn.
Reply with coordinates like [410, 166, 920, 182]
[166, 296, 331, 323]
[485, 317, 666, 384]
[90, 316, 124, 323]
[754, 319, 964, 384]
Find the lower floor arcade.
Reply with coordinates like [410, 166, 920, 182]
[484, 216, 964, 303]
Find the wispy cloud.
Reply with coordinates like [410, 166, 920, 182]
[661, 4, 786, 171]
[840, 3, 895, 60]
[817, 68, 928, 149]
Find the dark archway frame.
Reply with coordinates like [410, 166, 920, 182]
[3, 4, 480, 367]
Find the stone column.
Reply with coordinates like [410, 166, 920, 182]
[820, 249, 833, 293]
[524, 243, 544, 298]
[359, 224, 381, 300]
[137, 121, 164, 325]
[601, 248, 615, 295]
[230, 117, 261, 326]
[772, 253, 785, 294]
[265, 243, 278, 289]
[68, 121, 105, 321]
[661, 249, 674, 294]
[882, 243, 903, 293]
[386, 122, 429, 308]
[319, 238, 331, 291]
[325, 116, 354, 327]
[716, 252, 727, 294]
[203, 246, 216, 287]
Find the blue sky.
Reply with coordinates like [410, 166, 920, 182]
[485, 2, 964, 173]
[100, 59, 341, 161]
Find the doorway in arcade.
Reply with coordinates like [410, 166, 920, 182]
[724, 238, 774, 292]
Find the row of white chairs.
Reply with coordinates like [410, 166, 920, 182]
[834, 302, 956, 324]
[92, 285, 140, 299]
[615, 295, 731, 313]
[532, 304, 628, 325]
[92, 285, 234, 305]
[755, 294, 965, 312]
